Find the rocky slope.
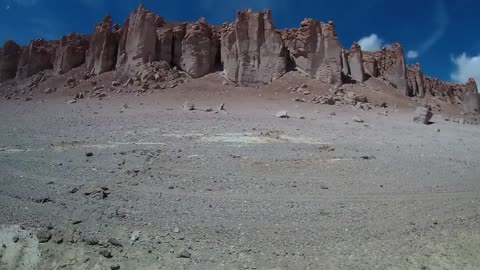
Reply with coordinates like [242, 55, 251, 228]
[0, 5, 478, 114]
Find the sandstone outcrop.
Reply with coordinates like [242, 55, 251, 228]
[181, 18, 219, 78]
[283, 19, 342, 85]
[156, 25, 174, 64]
[16, 39, 58, 79]
[363, 43, 408, 95]
[53, 34, 90, 74]
[462, 78, 479, 114]
[347, 43, 365, 82]
[116, 5, 165, 78]
[0, 40, 22, 82]
[465, 77, 478, 93]
[221, 9, 287, 86]
[86, 16, 119, 75]
[407, 64, 425, 98]
[172, 24, 187, 68]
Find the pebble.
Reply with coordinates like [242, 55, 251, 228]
[85, 152, 94, 157]
[352, 116, 364, 123]
[110, 264, 121, 270]
[108, 238, 123, 247]
[36, 229, 52, 243]
[275, 111, 289, 118]
[176, 249, 191, 258]
[99, 249, 113, 258]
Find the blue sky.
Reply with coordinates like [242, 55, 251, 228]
[1, 0, 479, 84]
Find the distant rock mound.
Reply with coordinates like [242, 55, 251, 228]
[16, 39, 58, 79]
[221, 9, 287, 86]
[86, 16, 120, 75]
[54, 33, 90, 75]
[0, 40, 22, 82]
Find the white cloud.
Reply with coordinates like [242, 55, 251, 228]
[358, 34, 384, 52]
[407, 50, 419, 59]
[450, 53, 480, 84]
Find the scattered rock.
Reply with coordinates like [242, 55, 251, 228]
[99, 249, 113, 258]
[204, 107, 213, 112]
[36, 229, 52, 243]
[67, 99, 77, 104]
[112, 81, 121, 87]
[183, 101, 195, 111]
[352, 116, 364, 123]
[110, 264, 121, 270]
[176, 249, 191, 258]
[108, 238, 123, 247]
[275, 111, 289, 118]
[85, 152, 94, 157]
[12, 236, 19, 243]
[218, 103, 225, 111]
[130, 231, 141, 246]
[84, 236, 99, 245]
[414, 107, 433, 125]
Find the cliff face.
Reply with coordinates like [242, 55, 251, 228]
[54, 34, 90, 75]
[0, 40, 22, 82]
[282, 19, 343, 85]
[85, 16, 120, 75]
[362, 43, 408, 95]
[0, 4, 477, 115]
[221, 9, 287, 86]
[16, 39, 58, 79]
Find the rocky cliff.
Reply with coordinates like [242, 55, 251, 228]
[283, 19, 343, 85]
[54, 34, 90, 75]
[85, 16, 120, 75]
[221, 9, 287, 86]
[0, 40, 22, 82]
[0, 5, 477, 114]
[16, 39, 58, 79]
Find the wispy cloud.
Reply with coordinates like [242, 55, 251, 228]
[451, 53, 480, 84]
[408, 0, 448, 58]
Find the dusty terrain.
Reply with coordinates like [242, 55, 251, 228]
[1, 71, 480, 270]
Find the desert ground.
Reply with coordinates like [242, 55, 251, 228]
[1, 70, 480, 270]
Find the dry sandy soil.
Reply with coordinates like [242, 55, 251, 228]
[1, 70, 480, 270]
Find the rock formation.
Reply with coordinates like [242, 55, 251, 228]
[53, 34, 90, 75]
[363, 43, 408, 95]
[116, 5, 165, 78]
[156, 25, 174, 64]
[347, 43, 365, 82]
[221, 9, 287, 86]
[462, 78, 479, 114]
[172, 24, 187, 68]
[465, 77, 478, 93]
[407, 64, 425, 98]
[283, 19, 342, 85]
[181, 18, 219, 78]
[16, 39, 58, 79]
[86, 16, 119, 75]
[0, 40, 22, 82]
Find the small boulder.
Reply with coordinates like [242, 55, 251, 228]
[275, 111, 289, 118]
[414, 107, 433, 125]
[183, 101, 195, 111]
[176, 249, 191, 258]
[352, 116, 364, 123]
[36, 229, 52, 243]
